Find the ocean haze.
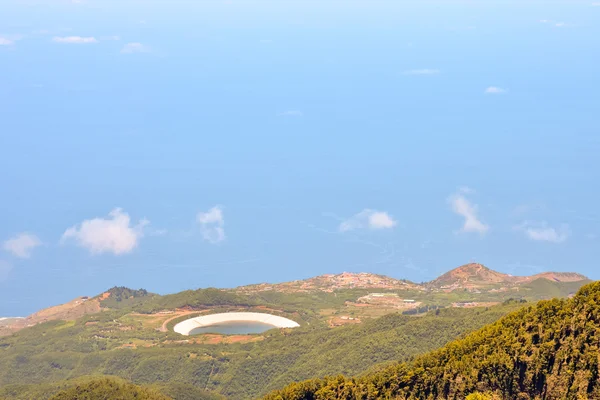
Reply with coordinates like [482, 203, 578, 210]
[1, 0, 599, 316]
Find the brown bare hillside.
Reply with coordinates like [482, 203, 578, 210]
[428, 263, 510, 288]
[528, 271, 588, 282]
[235, 272, 421, 294]
[428, 263, 589, 291]
[0, 297, 102, 337]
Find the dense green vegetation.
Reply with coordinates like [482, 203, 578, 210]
[0, 271, 588, 399]
[521, 278, 585, 299]
[150, 382, 225, 400]
[48, 377, 170, 400]
[0, 302, 524, 399]
[99, 287, 256, 313]
[0, 376, 225, 400]
[100, 277, 585, 317]
[221, 304, 524, 398]
[97, 287, 153, 308]
[264, 281, 600, 400]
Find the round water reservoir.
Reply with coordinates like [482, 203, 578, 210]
[189, 320, 279, 335]
[174, 312, 300, 336]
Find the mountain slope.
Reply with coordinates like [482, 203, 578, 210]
[0, 264, 589, 338]
[218, 304, 524, 398]
[427, 263, 589, 291]
[428, 263, 510, 288]
[529, 271, 589, 283]
[48, 377, 171, 400]
[264, 281, 600, 400]
[0, 376, 224, 400]
[0, 298, 101, 337]
[0, 303, 525, 400]
[239, 267, 589, 294]
[0, 264, 592, 399]
[235, 272, 420, 294]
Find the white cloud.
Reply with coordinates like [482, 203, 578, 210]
[52, 36, 98, 44]
[0, 37, 14, 46]
[197, 206, 226, 243]
[485, 86, 507, 94]
[3, 233, 41, 259]
[515, 221, 569, 243]
[339, 209, 397, 232]
[0, 260, 12, 282]
[0, 34, 24, 46]
[278, 110, 303, 117]
[448, 189, 489, 235]
[593, 2, 600, 6]
[555, 22, 566, 27]
[369, 212, 397, 229]
[121, 42, 150, 54]
[61, 208, 148, 255]
[403, 69, 441, 75]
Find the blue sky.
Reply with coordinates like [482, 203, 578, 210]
[1, 0, 599, 316]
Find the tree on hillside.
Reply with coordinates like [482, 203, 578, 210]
[49, 377, 171, 400]
[264, 281, 600, 400]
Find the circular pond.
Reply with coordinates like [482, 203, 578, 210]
[173, 312, 300, 336]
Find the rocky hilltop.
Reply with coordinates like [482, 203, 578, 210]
[427, 263, 589, 291]
[235, 272, 421, 294]
[0, 263, 590, 337]
[236, 263, 589, 294]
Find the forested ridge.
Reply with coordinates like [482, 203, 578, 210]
[0, 375, 226, 400]
[47, 377, 171, 400]
[0, 304, 523, 399]
[0, 266, 588, 399]
[264, 281, 600, 400]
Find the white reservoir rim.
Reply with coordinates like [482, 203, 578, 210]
[173, 312, 300, 336]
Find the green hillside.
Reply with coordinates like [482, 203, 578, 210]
[0, 302, 524, 399]
[0, 376, 225, 400]
[264, 281, 600, 400]
[98, 287, 257, 312]
[0, 267, 590, 399]
[218, 303, 524, 398]
[48, 377, 171, 400]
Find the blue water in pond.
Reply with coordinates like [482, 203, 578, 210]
[189, 320, 278, 335]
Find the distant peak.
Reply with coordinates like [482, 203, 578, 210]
[236, 271, 418, 294]
[429, 264, 509, 288]
[530, 271, 589, 283]
[96, 287, 151, 302]
[441, 263, 497, 277]
[237, 263, 587, 294]
[456, 262, 489, 270]
[428, 263, 589, 290]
